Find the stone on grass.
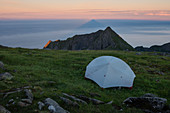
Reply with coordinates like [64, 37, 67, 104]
[0, 105, 11, 113]
[106, 100, 113, 105]
[59, 96, 79, 107]
[0, 72, 13, 80]
[21, 99, 32, 104]
[44, 98, 69, 113]
[0, 61, 4, 69]
[18, 101, 30, 107]
[48, 105, 56, 113]
[8, 99, 14, 104]
[123, 93, 167, 112]
[77, 95, 105, 105]
[62, 93, 87, 105]
[38, 101, 45, 110]
[24, 89, 33, 101]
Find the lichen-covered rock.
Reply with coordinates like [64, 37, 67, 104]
[0, 72, 13, 80]
[123, 93, 167, 112]
[44, 98, 69, 113]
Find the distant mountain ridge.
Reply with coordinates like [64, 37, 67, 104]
[44, 27, 134, 50]
[135, 42, 170, 52]
[79, 19, 104, 29]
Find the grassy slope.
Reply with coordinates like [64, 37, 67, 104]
[0, 47, 170, 113]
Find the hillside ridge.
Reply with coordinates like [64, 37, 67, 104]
[44, 27, 134, 50]
[135, 42, 170, 52]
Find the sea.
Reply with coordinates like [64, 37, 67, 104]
[0, 19, 170, 49]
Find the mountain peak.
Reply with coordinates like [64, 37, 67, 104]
[105, 26, 112, 31]
[44, 27, 134, 51]
[79, 19, 104, 28]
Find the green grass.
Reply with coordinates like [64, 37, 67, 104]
[0, 47, 170, 113]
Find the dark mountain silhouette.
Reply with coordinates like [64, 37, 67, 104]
[0, 45, 9, 48]
[79, 19, 104, 28]
[44, 27, 134, 50]
[135, 42, 170, 52]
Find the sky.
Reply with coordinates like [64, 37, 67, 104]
[0, 0, 170, 20]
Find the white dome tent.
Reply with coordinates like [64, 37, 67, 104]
[85, 56, 136, 88]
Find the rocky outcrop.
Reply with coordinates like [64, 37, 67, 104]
[135, 42, 170, 52]
[123, 93, 169, 112]
[44, 27, 134, 50]
[44, 98, 69, 113]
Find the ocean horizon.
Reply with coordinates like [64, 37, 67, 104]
[0, 19, 170, 49]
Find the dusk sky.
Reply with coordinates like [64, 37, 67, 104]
[1, 0, 170, 20]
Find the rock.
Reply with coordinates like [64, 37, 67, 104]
[77, 95, 105, 105]
[0, 61, 4, 69]
[38, 101, 45, 110]
[8, 99, 14, 104]
[21, 99, 32, 104]
[6, 99, 15, 107]
[62, 93, 87, 105]
[141, 93, 156, 98]
[123, 93, 167, 112]
[0, 72, 13, 80]
[136, 52, 142, 55]
[89, 93, 101, 97]
[44, 98, 69, 113]
[59, 96, 79, 107]
[24, 89, 33, 101]
[0, 105, 11, 113]
[48, 105, 56, 113]
[18, 101, 30, 107]
[106, 100, 113, 105]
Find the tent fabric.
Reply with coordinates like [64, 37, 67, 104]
[85, 56, 136, 88]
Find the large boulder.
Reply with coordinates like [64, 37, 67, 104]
[0, 72, 13, 80]
[123, 93, 168, 112]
